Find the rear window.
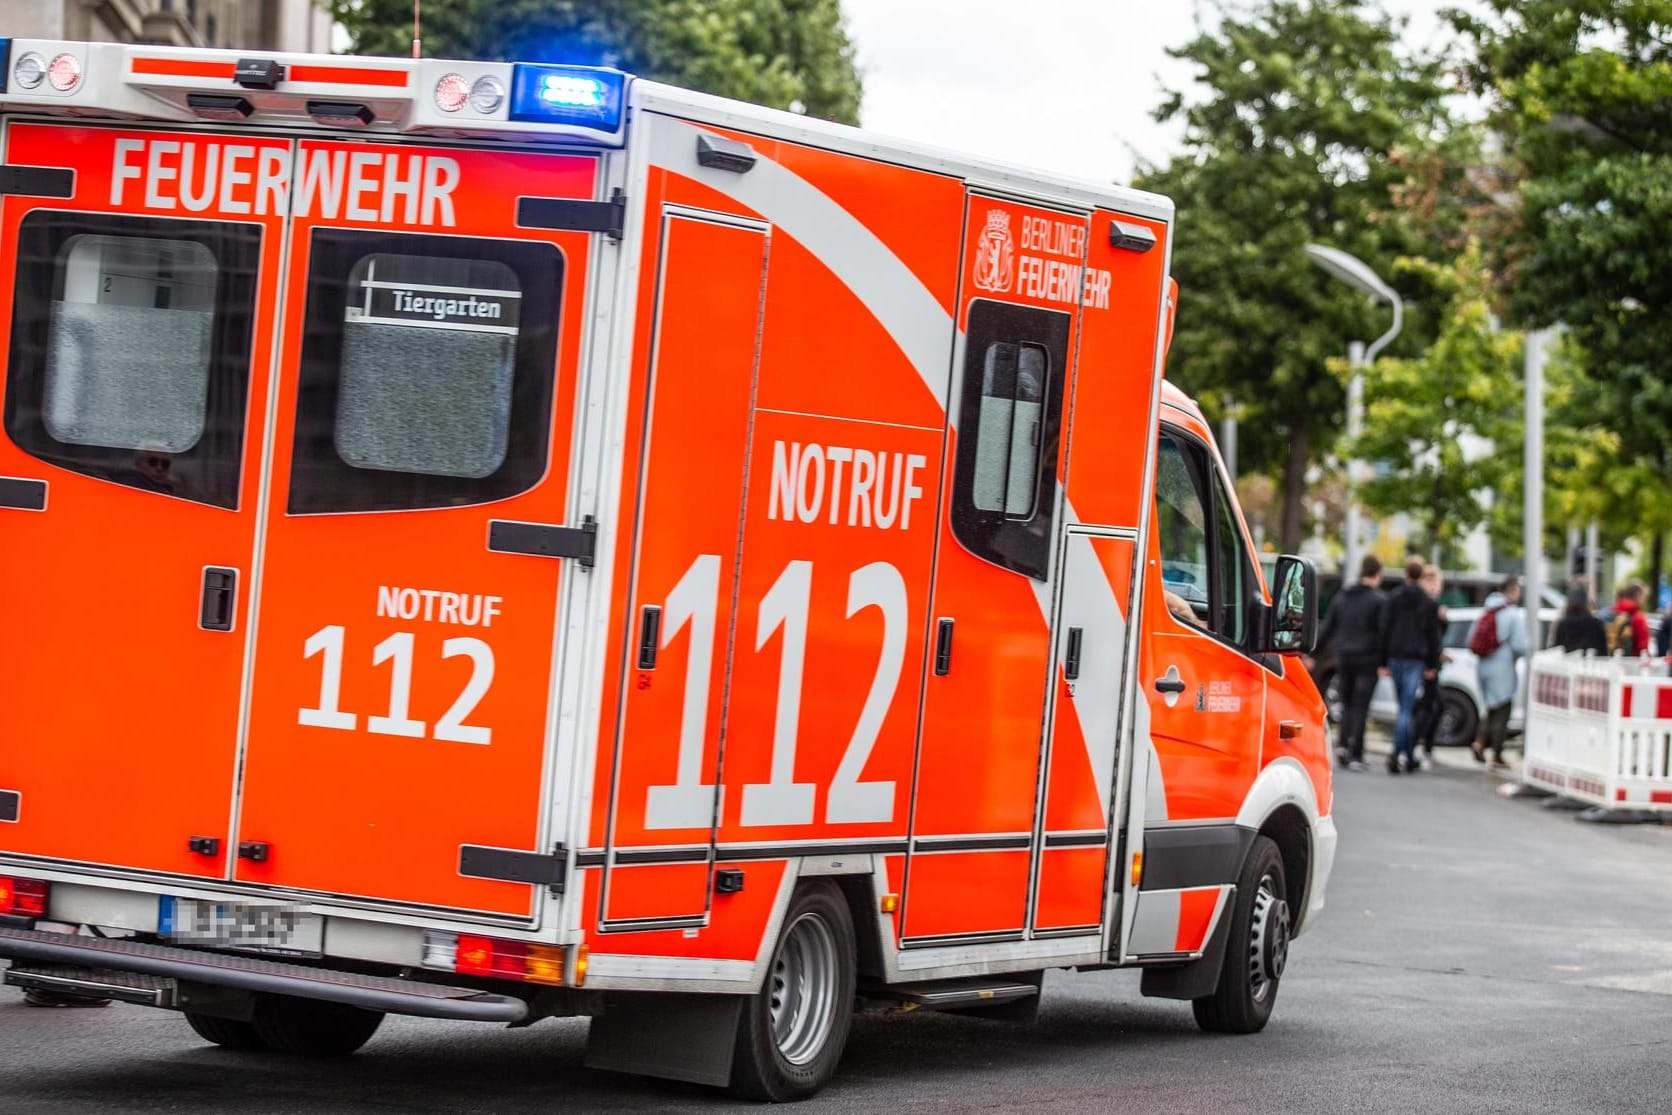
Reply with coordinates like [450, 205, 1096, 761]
[1444, 619, 1474, 649]
[4, 212, 260, 508]
[286, 231, 562, 515]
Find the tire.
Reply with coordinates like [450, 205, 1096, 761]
[250, 994, 385, 1056]
[1435, 689, 1479, 748]
[729, 882, 856, 1102]
[1193, 836, 1289, 1034]
[185, 1011, 267, 1051]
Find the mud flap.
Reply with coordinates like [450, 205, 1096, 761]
[584, 992, 744, 1087]
[1139, 902, 1233, 1002]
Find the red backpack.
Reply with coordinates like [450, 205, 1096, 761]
[1469, 606, 1503, 657]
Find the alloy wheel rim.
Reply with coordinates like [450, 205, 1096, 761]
[769, 911, 839, 1065]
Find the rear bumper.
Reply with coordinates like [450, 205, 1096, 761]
[0, 926, 527, 1022]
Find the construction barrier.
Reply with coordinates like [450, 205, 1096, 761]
[1523, 650, 1672, 811]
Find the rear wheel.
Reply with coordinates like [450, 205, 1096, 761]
[250, 995, 384, 1056]
[1435, 689, 1479, 748]
[729, 882, 856, 1102]
[1193, 836, 1289, 1034]
[185, 1012, 267, 1051]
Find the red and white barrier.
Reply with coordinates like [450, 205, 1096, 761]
[1524, 650, 1672, 811]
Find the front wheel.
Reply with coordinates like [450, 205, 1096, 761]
[729, 881, 856, 1102]
[1193, 835, 1289, 1034]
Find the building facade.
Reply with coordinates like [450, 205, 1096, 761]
[0, 0, 332, 53]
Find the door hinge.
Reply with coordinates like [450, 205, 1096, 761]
[516, 188, 626, 241]
[487, 516, 596, 566]
[460, 844, 568, 896]
[187, 836, 221, 857]
[237, 841, 270, 863]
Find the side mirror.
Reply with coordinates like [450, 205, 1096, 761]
[1262, 555, 1318, 656]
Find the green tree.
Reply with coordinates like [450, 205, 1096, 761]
[328, 0, 862, 124]
[1348, 244, 1522, 566]
[1454, 0, 1672, 585]
[1137, 0, 1455, 553]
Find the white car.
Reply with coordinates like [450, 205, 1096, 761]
[1359, 606, 1559, 745]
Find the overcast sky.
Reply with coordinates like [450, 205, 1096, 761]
[842, 0, 1479, 185]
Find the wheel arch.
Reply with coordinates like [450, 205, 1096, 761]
[1235, 758, 1325, 934]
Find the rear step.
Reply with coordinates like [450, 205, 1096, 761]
[6, 965, 176, 1007]
[0, 926, 526, 1022]
[863, 977, 1041, 1012]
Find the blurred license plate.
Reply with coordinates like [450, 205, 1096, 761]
[160, 897, 323, 956]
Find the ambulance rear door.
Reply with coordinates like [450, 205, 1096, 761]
[230, 139, 603, 920]
[0, 121, 288, 880]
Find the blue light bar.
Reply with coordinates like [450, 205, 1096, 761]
[0, 39, 11, 94]
[509, 64, 626, 131]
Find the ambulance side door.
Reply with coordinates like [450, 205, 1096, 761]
[1142, 423, 1267, 821]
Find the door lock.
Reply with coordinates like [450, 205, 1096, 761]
[237, 841, 270, 863]
[187, 836, 221, 857]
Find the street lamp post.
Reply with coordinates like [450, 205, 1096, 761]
[1305, 245, 1403, 580]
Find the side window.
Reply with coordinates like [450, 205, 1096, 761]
[3, 212, 261, 508]
[1155, 427, 1259, 649]
[952, 300, 1071, 580]
[287, 231, 562, 514]
[1154, 434, 1213, 630]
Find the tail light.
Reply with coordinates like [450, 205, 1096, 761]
[423, 930, 567, 987]
[47, 52, 81, 92]
[0, 874, 49, 918]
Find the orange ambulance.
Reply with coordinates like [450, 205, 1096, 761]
[0, 37, 1334, 1100]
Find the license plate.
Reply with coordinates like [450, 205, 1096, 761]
[159, 897, 324, 957]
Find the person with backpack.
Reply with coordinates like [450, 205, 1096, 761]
[1381, 556, 1442, 774]
[1314, 553, 1386, 772]
[1471, 576, 1528, 769]
[1607, 582, 1651, 656]
[1551, 584, 1607, 656]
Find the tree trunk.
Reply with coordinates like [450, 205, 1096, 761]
[1279, 424, 1310, 556]
[1652, 532, 1665, 603]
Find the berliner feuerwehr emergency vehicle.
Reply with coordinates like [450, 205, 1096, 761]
[0, 37, 1335, 1101]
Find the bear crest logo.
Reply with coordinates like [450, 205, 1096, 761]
[972, 210, 1015, 293]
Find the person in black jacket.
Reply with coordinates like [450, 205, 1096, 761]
[1551, 584, 1607, 656]
[1315, 554, 1385, 772]
[1382, 556, 1442, 774]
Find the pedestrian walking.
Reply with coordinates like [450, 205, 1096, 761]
[1314, 554, 1385, 772]
[1382, 556, 1442, 774]
[1551, 584, 1608, 656]
[1606, 581, 1651, 656]
[1413, 564, 1448, 767]
[1470, 576, 1528, 769]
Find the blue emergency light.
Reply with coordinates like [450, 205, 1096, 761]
[509, 64, 625, 130]
[0, 39, 11, 94]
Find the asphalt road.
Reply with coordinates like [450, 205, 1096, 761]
[5, 745, 1672, 1113]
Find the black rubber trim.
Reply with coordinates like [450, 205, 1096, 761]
[487, 518, 596, 566]
[0, 926, 526, 1022]
[911, 835, 1032, 853]
[0, 165, 73, 198]
[0, 477, 46, 511]
[458, 845, 566, 890]
[1140, 824, 1255, 891]
[0, 790, 17, 823]
[1043, 832, 1108, 849]
[516, 192, 625, 238]
[606, 847, 709, 867]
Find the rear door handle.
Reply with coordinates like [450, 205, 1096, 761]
[934, 618, 954, 676]
[199, 567, 238, 632]
[637, 605, 662, 670]
[1064, 627, 1084, 681]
